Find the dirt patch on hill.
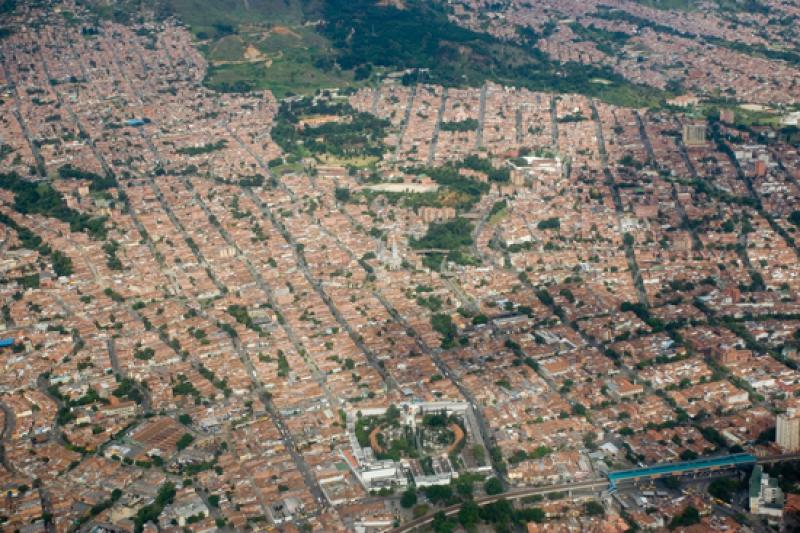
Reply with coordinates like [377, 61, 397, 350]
[244, 44, 265, 61]
[377, 0, 406, 8]
[271, 25, 301, 38]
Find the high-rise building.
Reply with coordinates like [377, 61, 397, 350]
[683, 123, 707, 146]
[749, 465, 784, 523]
[776, 413, 800, 451]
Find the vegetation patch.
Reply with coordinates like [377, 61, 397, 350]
[0, 172, 107, 239]
[271, 96, 389, 159]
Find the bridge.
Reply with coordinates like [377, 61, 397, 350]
[608, 453, 757, 491]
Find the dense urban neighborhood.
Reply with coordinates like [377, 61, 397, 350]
[1, 0, 800, 531]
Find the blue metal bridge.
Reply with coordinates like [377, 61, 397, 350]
[608, 453, 757, 491]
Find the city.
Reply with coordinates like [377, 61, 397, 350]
[0, 0, 800, 531]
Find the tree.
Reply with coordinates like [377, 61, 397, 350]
[471, 444, 486, 465]
[424, 484, 454, 505]
[708, 477, 740, 503]
[624, 232, 635, 246]
[0, 172, 107, 239]
[669, 505, 700, 529]
[458, 499, 481, 528]
[441, 118, 479, 132]
[176, 433, 194, 450]
[679, 449, 698, 461]
[134, 483, 175, 532]
[385, 404, 401, 424]
[516, 507, 545, 522]
[431, 313, 458, 348]
[571, 403, 588, 417]
[479, 498, 513, 525]
[335, 187, 351, 202]
[789, 210, 800, 226]
[51, 250, 73, 277]
[484, 477, 504, 495]
[454, 478, 473, 499]
[411, 217, 474, 251]
[585, 500, 604, 516]
[400, 487, 417, 508]
[537, 217, 560, 230]
[431, 510, 455, 533]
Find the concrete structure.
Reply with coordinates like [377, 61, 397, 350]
[607, 453, 756, 491]
[267, 497, 304, 525]
[682, 123, 707, 146]
[776, 413, 800, 452]
[749, 465, 784, 523]
[345, 402, 472, 490]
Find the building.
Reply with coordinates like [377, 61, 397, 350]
[420, 206, 456, 223]
[749, 465, 784, 523]
[667, 95, 701, 107]
[682, 123, 707, 146]
[776, 413, 800, 452]
[344, 402, 473, 490]
[719, 109, 735, 123]
[267, 497, 304, 525]
[753, 159, 767, 177]
[781, 111, 800, 127]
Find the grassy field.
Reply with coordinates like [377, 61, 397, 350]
[179, 1, 356, 96]
[85, 0, 351, 96]
[204, 39, 355, 98]
[207, 34, 247, 61]
[729, 107, 781, 128]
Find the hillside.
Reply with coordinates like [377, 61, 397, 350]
[83, 0, 670, 105]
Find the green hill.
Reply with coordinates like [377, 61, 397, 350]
[83, 0, 672, 105]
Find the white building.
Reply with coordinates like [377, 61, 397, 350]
[749, 465, 784, 524]
[776, 412, 800, 452]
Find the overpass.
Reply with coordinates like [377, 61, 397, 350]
[756, 452, 800, 465]
[608, 453, 757, 491]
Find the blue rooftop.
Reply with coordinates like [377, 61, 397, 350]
[609, 453, 756, 487]
[0, 338, 15, 348]
[125, 118, 146, 127]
